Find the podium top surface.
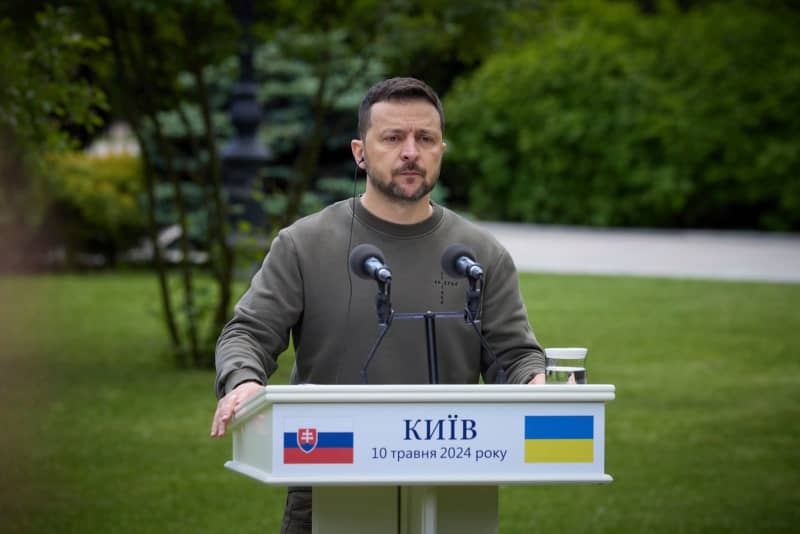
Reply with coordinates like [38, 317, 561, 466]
[234, 384, 615, 425]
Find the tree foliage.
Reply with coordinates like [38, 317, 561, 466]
[444, 0, 800, 230]
[0, 6, 107, 158]
[86, 0, 241, 367]
[0, 6, 109, 270]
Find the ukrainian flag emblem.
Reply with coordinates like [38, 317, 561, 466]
[524, 415, 594, 463]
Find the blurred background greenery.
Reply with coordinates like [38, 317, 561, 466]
[3, 0, 799, 367]
[3, 0, 798, 265]
[1, 0, 799, 532]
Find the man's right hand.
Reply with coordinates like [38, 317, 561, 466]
[210, 381, 264, 438]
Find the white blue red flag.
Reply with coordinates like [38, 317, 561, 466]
[284, 427, 354, 464]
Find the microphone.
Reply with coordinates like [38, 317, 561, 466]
[441, 244, 484, 280]
[441, 244, 503, 382]
[349, 244, 392, 283]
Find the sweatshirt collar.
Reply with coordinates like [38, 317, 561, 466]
[350, 196, 445, 239]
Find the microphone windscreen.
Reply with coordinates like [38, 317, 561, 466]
[349, 243, 385, 279]
[441, 243, 476, 278]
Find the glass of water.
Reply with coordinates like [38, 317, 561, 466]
[545, 347, 588, 384]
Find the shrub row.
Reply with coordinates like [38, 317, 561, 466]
[444, 1, 800, 230]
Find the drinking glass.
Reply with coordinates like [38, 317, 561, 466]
[545, 347, 587, 384]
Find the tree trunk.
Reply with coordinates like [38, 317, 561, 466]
[98, 3, 184, 361]
[150, 116, 200, 367]
[191, 65, 235, 362]
[137, 136, 184, 359]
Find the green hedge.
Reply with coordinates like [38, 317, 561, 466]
[43, 152, 146, 261]
[444, 1, 800, 230]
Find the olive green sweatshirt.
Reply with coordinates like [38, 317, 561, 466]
[215, 198, 544, 397]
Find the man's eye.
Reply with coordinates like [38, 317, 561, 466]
[419, 135, 436, 146]
[385, 136, 399, 143]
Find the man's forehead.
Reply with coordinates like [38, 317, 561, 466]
[369, 100, 441, 131]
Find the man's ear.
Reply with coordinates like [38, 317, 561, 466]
[351, 139, 365, 168]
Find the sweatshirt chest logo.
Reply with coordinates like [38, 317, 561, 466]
[433, 271, 460, 304]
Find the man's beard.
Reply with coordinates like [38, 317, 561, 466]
[366, 161, 438, 202]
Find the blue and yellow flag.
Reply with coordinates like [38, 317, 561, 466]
[524, 415, 594, 463]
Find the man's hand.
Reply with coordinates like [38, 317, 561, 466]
[210, 381, 264, 438]
[528, 373, 546, 385]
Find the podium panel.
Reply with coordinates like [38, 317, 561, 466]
[227, 384, 614, 485]
[225, 384, 614, 533]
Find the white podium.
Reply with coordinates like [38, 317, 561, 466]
[225, 384, 615, 534]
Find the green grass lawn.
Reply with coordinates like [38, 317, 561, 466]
[1, 272, 798, 533]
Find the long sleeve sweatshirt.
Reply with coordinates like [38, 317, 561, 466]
[215, 198, 545, 397]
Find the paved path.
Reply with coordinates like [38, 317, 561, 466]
[479, 223, 800, 283]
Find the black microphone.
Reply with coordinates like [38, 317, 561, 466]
[441, 244, 503, 382]
[441, 244, 484, 280]
[349, 244, 392, 283]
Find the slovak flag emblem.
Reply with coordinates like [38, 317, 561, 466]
[297, 427, 318, 453]
[283, 424, 354, 464]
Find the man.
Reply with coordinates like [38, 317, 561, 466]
[211, 77, 545, 534]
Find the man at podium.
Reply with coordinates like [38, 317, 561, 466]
[211, 77, 546, 534]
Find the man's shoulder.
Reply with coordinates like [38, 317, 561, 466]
[440, 206, 493, 234]
[282, 199, 351, 237]
[439, 205, 505, 252]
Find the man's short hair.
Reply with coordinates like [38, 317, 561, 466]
[358, 77, 445, 139]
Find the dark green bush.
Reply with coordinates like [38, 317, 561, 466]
[444, 1, 800, 230]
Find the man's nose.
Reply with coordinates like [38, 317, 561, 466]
[400, 136, 419, 160]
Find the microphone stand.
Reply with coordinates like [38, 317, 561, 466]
[463, 276, 505, 384]
[360, 280, 394, 384]
[464, 276, 481, 323]
[376, 279, 392, 326]
[360, 276, 505, 385]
